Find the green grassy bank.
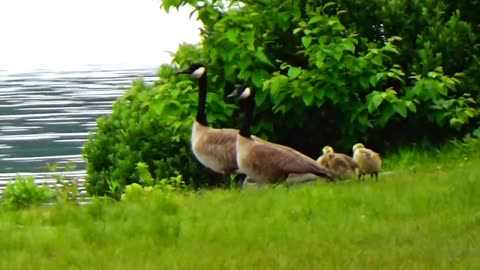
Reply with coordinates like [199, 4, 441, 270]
[0, 149, 479, 269]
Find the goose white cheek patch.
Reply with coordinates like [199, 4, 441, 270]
[239, 87, 251, 99]
[192, 67, 206, 79]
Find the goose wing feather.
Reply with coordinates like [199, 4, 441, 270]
[250, 142, 331, 176]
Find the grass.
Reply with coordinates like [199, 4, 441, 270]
[0, 150, 479, 269]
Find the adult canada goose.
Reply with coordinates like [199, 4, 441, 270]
[175, 63, 241, 182]
[175, 63, 267, 185]
[352, 143, 382, 181]
[316, 146, 358, 180]
[227, 84, 333, 184]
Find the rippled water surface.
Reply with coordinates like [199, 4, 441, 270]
[0, 66, 158, 194]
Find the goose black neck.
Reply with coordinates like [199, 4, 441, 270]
[239, 95, 255, 138]
[196, 74, 208, 126]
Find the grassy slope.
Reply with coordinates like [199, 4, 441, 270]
[0, 155, 479, 269]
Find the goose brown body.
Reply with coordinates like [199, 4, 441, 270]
[229, 85, 333, 184]
[236, 136, 332, 184]
[352, 143, 382, 181]
[191, 122, 267, 177]
[191, 122, 240, 175]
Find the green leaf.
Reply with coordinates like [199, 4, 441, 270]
[387, 36, 402, 42]
[237, 69, 251, 80]
[390, 67, 405, 76]
[323, 2, 337, 10]
[314, 51, 326, 68]
[332, 49, 343, 61]
[341, 55, 355, 69]
[255, 89, 268, 106]
[325, 87, 339, 103]
[272, 91, 288, 105]
[327, 18, 337, 26]
[332, 23, 345, 32]
[437, 85, 449, 96]
[314, 89, 325, 100]
[270, 75, 286, 97]
[440, 77, 455, 89]
[301, 36, 312, 48]
[308, 15, 323, 25]
[226, 28, 240, 43]
[359, 76, 370, 90]
[367, 101, 375, 113]
[377, 104, 396, 127]
[405, 101, 417, 112]
[427, 71, 439, 78]
[357, 112, 372, 128]
[376, 72, 385, 83]
[343, 39, 355, 53]
[303, 93, 314, 106]
[367, 92, 383, 112]
[473, 128, 480, 138]
[371, 55, 382, 66]
[372, 94, 384, 109]
[465, 109, 475, 118]
[251, 70, 266, 88]
[254, 48, 274, 67]
[449, 117, 463, 128]
[440, 99, 454, 109]
[273, 104, 287, 114]
[394, 102, 408, 118]
[287, 67, 302, 79]
[318, 36, 328, 45]
[369, 75, 378, 87]
[152, 101, 165, 116]
[382, 43, 399, 54]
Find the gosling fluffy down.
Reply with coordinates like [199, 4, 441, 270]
[352, 143, 382, 181]
[316, 146, 358, 180]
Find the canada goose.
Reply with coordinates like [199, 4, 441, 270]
[352, 143, 382, 181]
[316, 146, 358, 180]
[175, 63, 241, 182]
[175, 63, 267, 185]
[227, 84, 333, 184]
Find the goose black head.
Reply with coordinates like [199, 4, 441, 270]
[175, 63, 206, 79]
[227, 84, 255, 99]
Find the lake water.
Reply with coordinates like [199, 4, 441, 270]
[0, 65, 159, 195]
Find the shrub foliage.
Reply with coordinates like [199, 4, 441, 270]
[1, 175, 55, 209]
[82, 0, 480, 195]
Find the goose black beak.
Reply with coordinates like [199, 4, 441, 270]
[227, 84, 242, 98]
[174, 68, 190, 75]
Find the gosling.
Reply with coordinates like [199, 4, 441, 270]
[317, 146, 358, 180]
[352, 143, 382, 181]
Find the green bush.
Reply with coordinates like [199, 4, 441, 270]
[120, 162, 187, 202]
[1, 175, 55, 209]
[82, 0, 480, 196]
[332, 0, 480, 146]
[159, 0, 480, 152]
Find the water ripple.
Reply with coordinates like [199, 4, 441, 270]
[0, 66, 158, 194]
